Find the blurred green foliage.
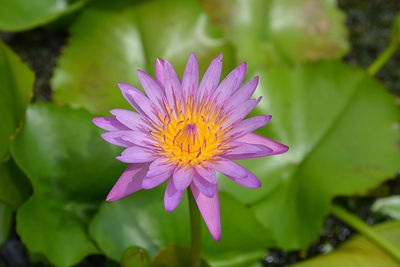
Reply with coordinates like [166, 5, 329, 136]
[0, 0, 399, 266]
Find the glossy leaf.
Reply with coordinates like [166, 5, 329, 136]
[219, 61, 400, 249]
[11, 103, 126, 267]
[0, 158, 32, 209]
[0, 0, 87, 32]
[200, 0, 348, 69]
[52, 0, 234, 115]
[89, 187, 272, 267]
[150, 243, 210, 267]
[293, 221, 400, 267]
[0, 40, 33, 163]
[372, 196, 400, 220]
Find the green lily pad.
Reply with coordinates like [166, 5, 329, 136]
[11, 103, 126, 267]
[0, 0, 87, 32]
[219, 61, 400, 249]
[0, 40, 33, 163]
[51, 0, 234, 115]
[89, 187, 273, 267]
[293, 221, 400, 267]
[200, 0, 348, 69]
[0, 158, 32, 209]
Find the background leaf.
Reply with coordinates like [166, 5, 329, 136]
[51, 0, 234, 115]
[0, 40, 33, 163]
[89, 187, 273, 267]
[0, 0, 88, 32]
[150, 243, 210, 267]
[0, 158, 32, 209]
[11, 103, 126, 267]
[219, 61, 400, 249]
[200, 0, 348, 70]
[293, 221, 400, 267]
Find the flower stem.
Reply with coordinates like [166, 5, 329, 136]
[367, 41, 398, 76]
[188, 190, 202, 267]
[331, 204, 400, 264]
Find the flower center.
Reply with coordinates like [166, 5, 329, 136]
[150, 97, 231, 166]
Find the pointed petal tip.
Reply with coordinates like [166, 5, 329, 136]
[216, 53, 223, 61]
[212, 231, 221, 242]
[156, 58, 165, 64]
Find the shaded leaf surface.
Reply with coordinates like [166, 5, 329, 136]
[0, 40, 33, 163]
[89, 187, 272, 267]
[0, 202, 12, 246]
[293, 221, 400, 267]
[11, 103, 126, 267]
[0, 0, 87, 32]
[0, 158, 32, 209]
[150, 243, 210, 267]
[219, 61, 400, 249]
[52, 0, 234, 115]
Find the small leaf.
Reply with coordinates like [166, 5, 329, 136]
[293, 221, 400, 267]
[150, 243, 210, 267]
[0, 0, 88, 32]
[11, 103, 126, 267]
[372, 196, 400, 220]
[121, 247, 151, 267]
[0, 40, 33, 163]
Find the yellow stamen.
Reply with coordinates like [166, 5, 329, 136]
[150, 96, 231, 167]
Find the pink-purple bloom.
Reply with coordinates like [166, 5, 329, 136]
[92, 53, 288, 241]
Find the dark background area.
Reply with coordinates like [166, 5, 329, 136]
[0, 0, 399, 266]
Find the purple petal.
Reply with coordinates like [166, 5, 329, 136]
[119, 146, 155, 163]
[155, 58, 165, 87]
[137, 70, 165, 112]
[92, 117, 129, 131]
[229, 115, 272, 137]
[214, 62, 246, 106]
[226, 76, 259, 110]
[106, 163, 150, 201]
[147, 157, 174, 177]
[225, 168, 261, 189]
[190, 183, 221, 241]
[224, 142, 273, 159]
[207, 158, 247, 178]
[110, 109, 148, 130]
[164, 178, 185, 212]
[182, 53, 199, 98]
[101, 132, 133, 147]
[173, 166, 194, 191]
[194, 165, 217, 184]
[221, 97, 262, 129]
[193, 172, 217, 197]
[164, 60, 183, 111]
[198, 53, 223, 101]
[235, 133, 289, 155]
[117, 82, 160, 124]
[142, 168, 173, 189]
[102, 130, 154, 148]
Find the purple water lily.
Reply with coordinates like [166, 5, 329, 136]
[92, 53, 288, 241]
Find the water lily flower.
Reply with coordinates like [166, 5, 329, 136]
[92, 53, 288, 241]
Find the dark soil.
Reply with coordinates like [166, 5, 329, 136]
[0, 0, 399, 266]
